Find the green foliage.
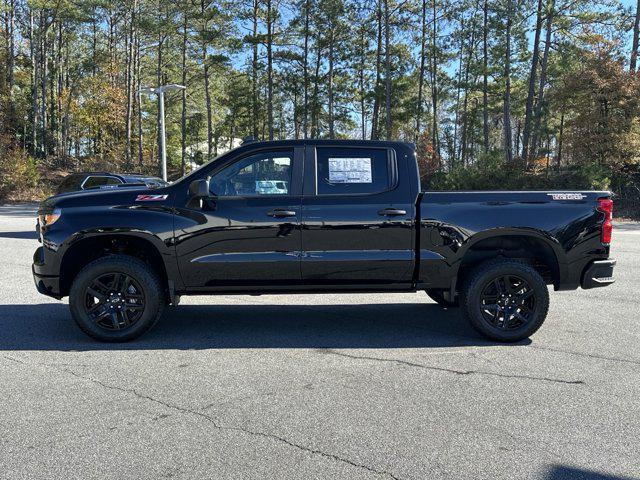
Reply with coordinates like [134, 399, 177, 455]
[426, 152, 613, 192]
[0, 0, 637, 214]
[552, 49, 640, 172]
[0, 135, 40, 200]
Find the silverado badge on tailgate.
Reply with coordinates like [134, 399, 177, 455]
[547, 193, 587, 200]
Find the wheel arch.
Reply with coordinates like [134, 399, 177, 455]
[59, 233, 171, 298]
[456, 230, 566, 289]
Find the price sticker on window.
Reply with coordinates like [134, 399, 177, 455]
[328, 158, 372, 183]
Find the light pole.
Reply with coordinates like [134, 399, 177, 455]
[139, 84, 186, 181]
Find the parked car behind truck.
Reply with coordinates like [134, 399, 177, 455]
[33, 140, 616, 342]
[56, 172, 168, 195]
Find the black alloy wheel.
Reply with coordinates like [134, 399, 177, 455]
[478, 274, 535, 331]
[84, 272, 146, 331]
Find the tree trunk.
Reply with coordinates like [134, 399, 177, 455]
[40, 11, 48, 159]
[181, 4, 188, 176]
[157, 12, 164, 174]
[136, 28, 143, 165]
[431, 0, 439, 164]
[311, 45, 322, 138]
[384, 0, 392, 140]
[416, 0, 427, 139]
[266, 0, 274, 140]
[251, 0, 259, 138]
[328, 31, 335, 139]
[482, 0, 489, 152]
[503, 0, 513, 164]
[632, 0, 640, 72]
[92, 19, 97, 76]
[371, 1, 382, 140]
[460, 21, 474, 167]
[303, 0, 310, 139]
[453, 16, 465, 165]
[125, 0, 137, 169]
[531, 0, 554, 159]
[56, 21, 63, 160]
[358, 23, 367, 139]
[201, 0, 213, 160]
[5, 0, 15, 95]
[521, 0, 544, 163]
[292, 78, 299, 138]
[557, 110, 564, 170]
[29, 8, 38, 155]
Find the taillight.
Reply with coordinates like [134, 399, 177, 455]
[597, 197, 613, 245]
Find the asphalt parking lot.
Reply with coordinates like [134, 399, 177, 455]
[0, 203, 639, 480]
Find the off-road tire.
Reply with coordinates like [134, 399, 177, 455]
[460, 259, 549, 342]
[69, 255, 165, 342]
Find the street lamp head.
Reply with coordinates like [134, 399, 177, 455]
[157, 84, 186, 93]
[138, 84, 186, 95]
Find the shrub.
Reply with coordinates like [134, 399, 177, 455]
[0, 135, 41, 201]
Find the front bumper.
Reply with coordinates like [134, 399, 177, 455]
[581, 259, 616, 289]
[32, 246, 62, 298]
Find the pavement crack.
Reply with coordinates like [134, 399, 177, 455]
[1, 354, 27, 365]
[16, 359, 403, 480]
[321, 350, 585, 386]
[528, 345, 640, 366]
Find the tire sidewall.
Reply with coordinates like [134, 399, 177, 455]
[69, 256, 164, 342]
[463, 261, 549, 342]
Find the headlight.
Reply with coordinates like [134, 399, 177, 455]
[40, 208, 62, 227]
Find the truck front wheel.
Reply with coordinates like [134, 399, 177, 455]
[69, 255, 165, 342]
[461, 260, 549, 342]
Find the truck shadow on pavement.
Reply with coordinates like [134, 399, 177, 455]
[546, 466, 637, 480]
[0, 302, 531, 351]
[0, 230, 39, 239]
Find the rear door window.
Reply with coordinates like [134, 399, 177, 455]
[315, 147, 392, 195]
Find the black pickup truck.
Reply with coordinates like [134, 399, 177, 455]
[33, 140, 616, 342]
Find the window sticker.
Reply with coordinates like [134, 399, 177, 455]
[328, 158, 372, 183]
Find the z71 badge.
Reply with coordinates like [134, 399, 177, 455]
[547, 193, 586, 201]
[136, 194, 168, 202]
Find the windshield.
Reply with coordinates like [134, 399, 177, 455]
[173, 145, 244, 185]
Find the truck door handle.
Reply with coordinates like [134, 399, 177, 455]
[267, 209, 297, 218]
[378, 208, 407, 216]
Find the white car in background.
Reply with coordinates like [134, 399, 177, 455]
[255, 180, 288, 195]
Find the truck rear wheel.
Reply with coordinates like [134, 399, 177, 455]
[460, 259, 549, 342]
[69, 255, 165, 342]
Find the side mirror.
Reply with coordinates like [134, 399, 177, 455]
[187, 179, 213, 210]
[188, 179, 210, 199]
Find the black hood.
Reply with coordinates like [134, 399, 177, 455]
[40, 185, 172, 212]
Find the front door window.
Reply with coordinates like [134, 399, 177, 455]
[209, 151, 292, 197]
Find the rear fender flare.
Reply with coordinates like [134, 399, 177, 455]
[453, 228, 568, 287]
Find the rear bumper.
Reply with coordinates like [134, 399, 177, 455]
[581, 259, 616, 289]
